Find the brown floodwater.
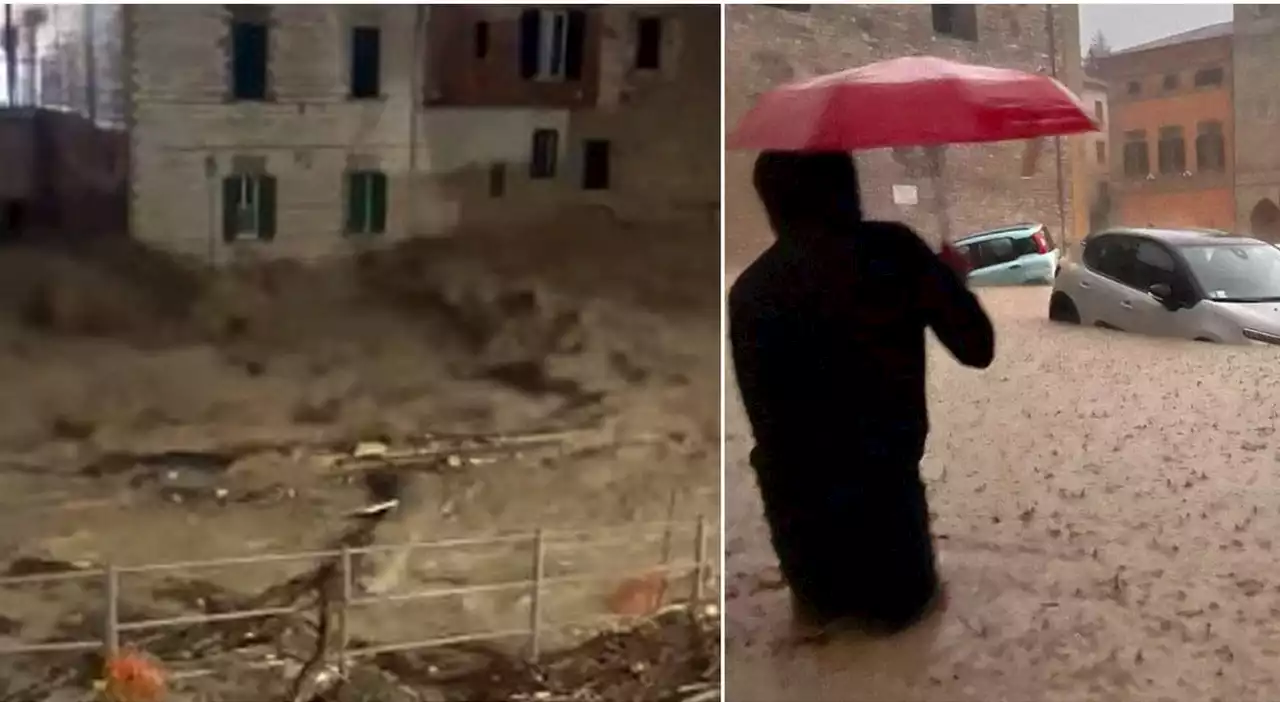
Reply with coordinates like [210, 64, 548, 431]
[726, 286, 1280, 702]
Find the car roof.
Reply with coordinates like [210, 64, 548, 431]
[1091, 227, 1264, 247]
[954, 223, 1043, 244]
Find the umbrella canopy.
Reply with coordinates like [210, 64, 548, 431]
[727, 55, 1100, 152]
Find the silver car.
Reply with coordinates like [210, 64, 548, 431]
[1049, 228, 1280, 344]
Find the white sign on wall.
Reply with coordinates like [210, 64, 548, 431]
[892, 184, 919, 206]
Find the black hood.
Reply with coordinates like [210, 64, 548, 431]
[753, 151, 863, 242]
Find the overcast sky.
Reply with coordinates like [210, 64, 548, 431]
[1079, 4, 1234, 52]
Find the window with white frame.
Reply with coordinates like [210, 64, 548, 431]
[519, 8, 586, 82]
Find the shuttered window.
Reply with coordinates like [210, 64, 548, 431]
[222, 174, 276, 242]
[345, 171, 387, 235]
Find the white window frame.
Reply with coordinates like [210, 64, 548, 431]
[536, 9, 569, 81]
[232, 175, 261, 239]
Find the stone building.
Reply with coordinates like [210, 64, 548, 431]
[1232, 5, 1280, 240]
[725, 4, 1084, 262]
[122, 5, 717, 263]
[1094, 22, 1234, 231]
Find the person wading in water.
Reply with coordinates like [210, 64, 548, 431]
[729, 150, 995, 635]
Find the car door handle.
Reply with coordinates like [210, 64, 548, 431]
[1009, 264, 1022, 269]
[1079, 281, 1091, 289]
[1120, 300, 1134, 310]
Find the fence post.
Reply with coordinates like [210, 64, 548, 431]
[337, 547, 352, 676]
[527, 528, 545, 662]
[692, 515, 707, 606]
[103, 564, 119, 658]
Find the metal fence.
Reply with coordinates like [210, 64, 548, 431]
[0, 516, 717, 678]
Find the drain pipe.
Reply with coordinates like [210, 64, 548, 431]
[1046, 4, 1068, 247]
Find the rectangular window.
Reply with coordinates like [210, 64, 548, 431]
[345, 170, 388, 235]
[1122, 130, 1149, 177]
[1157, 125, 1186, 174]
[489, 162, 506, 198]
[221, 174, 276, 241]
[1196, 120, 1226, 172]
[349, 26, 381, 99]
[636, 17, 662, 70]
[1194, 66, 1224, 88]
[519, 8, 586, 81]
[231, 20, 269, 100]
[931, 5, 977, 42]
[1095, 140, 1106, 166]
[582, 139, 611, 191]
[1093, 100, 1104, 123]
[474, 21, 490, 59]
[530, 128, 559, 179]
[1126, 80, 1141, 96]
[1161, 73, 1179, 91]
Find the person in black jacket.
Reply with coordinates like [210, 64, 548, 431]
[728, 150, 995, 635]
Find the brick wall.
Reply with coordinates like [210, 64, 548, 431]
[567, 5, 720, 222]
[1097, 34, 1234, 231]
[725, 4, 1082, 265]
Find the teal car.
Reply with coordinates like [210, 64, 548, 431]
[953, 223, 1060, 286]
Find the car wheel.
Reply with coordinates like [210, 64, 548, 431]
[1048, 292, 1081, 324]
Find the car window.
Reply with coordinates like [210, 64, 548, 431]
[977, 237, 1016, 266]
[1133, 241, 1179, 290]
[1010, 235, 1041, 258]
[1085, 235, 1140, 285]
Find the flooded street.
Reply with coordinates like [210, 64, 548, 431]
[726, 285, 1280, 702]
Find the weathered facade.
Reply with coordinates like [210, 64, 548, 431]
[123, 5, 718, 263]
[725, 4, 1083, 261]
[1079, 73, 1112, 232]
[1232, 5, 1280, 240]
[1095, 23, 1235, 232]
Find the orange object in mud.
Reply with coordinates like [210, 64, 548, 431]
[101, 650, 167, 702]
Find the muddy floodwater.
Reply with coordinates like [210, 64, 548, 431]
[726, 286, 1280, 702]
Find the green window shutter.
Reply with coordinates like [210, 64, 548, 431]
[221, 176, 239, 242]
[370, 172, 387, 234]
[258, 175, 277, 240]
[345, 172, 365, 234]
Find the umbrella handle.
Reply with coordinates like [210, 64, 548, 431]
[926, 146, 953, 245]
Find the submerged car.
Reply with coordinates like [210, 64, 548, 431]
[953, 223, 1059, 286]
[1049, 227, 1280, 344]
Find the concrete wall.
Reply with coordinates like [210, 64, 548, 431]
[725, 4, 1081, 264]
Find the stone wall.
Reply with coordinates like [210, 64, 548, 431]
[127, 4, 720, 264]
[126, 5, 423, 263]
[725, 4, 1082, 264]
[1232, 5, 1280, 235]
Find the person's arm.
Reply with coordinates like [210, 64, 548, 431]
[918, 240, 995, 368]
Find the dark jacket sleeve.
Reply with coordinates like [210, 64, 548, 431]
[915, 238, 995, 369]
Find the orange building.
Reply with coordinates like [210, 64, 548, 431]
[1096, 23, 1235, 231]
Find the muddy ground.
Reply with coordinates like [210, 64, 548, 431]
[726, 282, 1280, 702]
[0, 210, 720, 700]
